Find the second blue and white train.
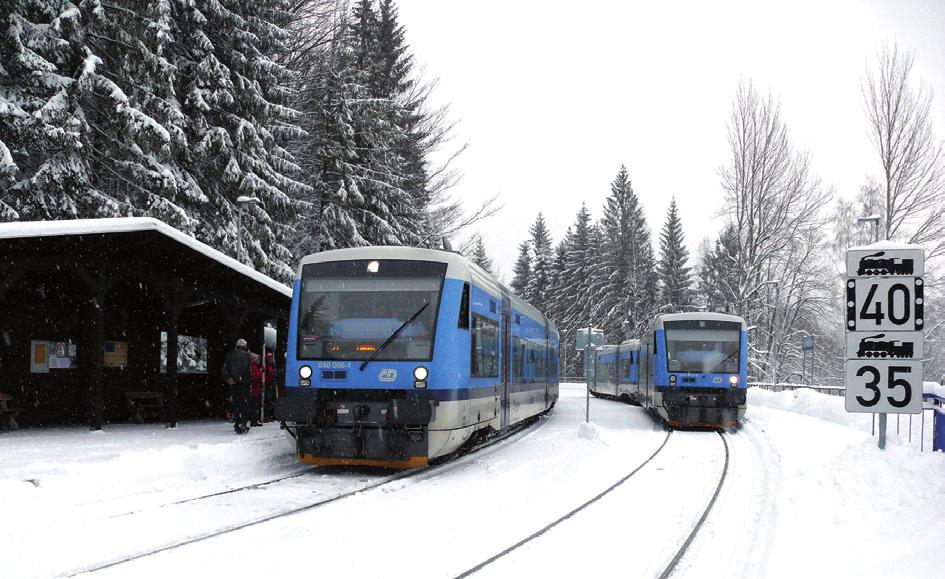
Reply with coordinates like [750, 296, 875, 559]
[591, 312, 748, 428]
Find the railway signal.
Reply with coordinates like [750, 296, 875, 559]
[845, 244, 925, 449]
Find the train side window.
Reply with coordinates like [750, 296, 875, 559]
[458, 282, 470, 329]
[653, 333, 658, 354]
[512, 337, 525, 382]
[471, 314, 499, 378]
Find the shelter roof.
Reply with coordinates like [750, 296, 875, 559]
[0, 217, 291, 300]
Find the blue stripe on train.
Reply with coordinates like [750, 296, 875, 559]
[281, 383, 549, 402]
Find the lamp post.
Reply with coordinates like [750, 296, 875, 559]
[857, 215, 884, 447]
[236, 196, 263, 263]
[763, 279, 781, 385]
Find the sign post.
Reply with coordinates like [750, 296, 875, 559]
[576, 327, 605, 424]
[845, 245, 925, 449]
[801, 335, 815, 385]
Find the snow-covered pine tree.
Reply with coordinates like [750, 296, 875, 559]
[525, 213, 552, 311]
[511, 241, 532, 296]
[696, 223, 739, 312]
[2, 1, 306, 281]
[596, 165, 656, 342]
[292, 14, 368, 256]
[1, 1, 193, 225]
[562, 205, 599, 375]
[469, 236, 494, 274]
[546, 231, 570, 325]
[291, 0, 433, 253]
[657, 198, 692, 311]
[175, 0, 308, 280]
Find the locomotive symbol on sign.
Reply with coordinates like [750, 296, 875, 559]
[856, 333, 914, 358]
[857, 251, 914, 276]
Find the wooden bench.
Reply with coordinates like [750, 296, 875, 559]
[0, 392, 20, 431]
[125, 391, 165, 424]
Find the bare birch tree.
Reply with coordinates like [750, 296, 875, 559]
[719, 80, 833, 383]
[863, 43, 945, 255]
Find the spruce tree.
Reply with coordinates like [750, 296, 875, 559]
[525, 213, 552, 310]
[511, 241, 532, 296]
[597, 165, 656, 342]
[658, 198, 692, 310]
[697, 224, 740, 312]
[1, 0, 306, 281]
[469, 236, 494, 274]
[291, 0, 433, 253]
[562, 205, 600, 375]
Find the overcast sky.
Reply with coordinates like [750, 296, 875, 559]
[396, 0, 945, 279]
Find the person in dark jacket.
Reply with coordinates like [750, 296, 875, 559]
[221, 338, 252, 434]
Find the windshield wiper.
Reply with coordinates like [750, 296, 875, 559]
[707, 349, 739, 375]
[359, 303, 429, 371]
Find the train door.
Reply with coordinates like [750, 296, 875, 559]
[501, 294, 512, 429]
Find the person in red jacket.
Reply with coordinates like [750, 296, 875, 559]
[250, 350, 276, 426]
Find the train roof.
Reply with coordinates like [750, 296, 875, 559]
[297, 246, 556, 334]
[599, 339, 640, 354]
[653, 311, 747, 329]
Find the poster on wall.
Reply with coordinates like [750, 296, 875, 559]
[53, 340, 77, 369]
[104, 341, 129, 368]
[30, 340, 49, 374]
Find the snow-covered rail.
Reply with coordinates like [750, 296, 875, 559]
[65, 416, 549, 577]
[454, 430, 730, 578]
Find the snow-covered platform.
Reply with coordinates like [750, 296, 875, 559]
[0, 421, 297, 510]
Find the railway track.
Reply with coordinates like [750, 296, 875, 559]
[67, 415, 549, 577]
[454, 430, 730, 578]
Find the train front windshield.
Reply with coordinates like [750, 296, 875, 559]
[297, 259, 447, 361]
[663, 321, 741, 374]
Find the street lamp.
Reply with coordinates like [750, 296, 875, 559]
[236, 196, 263, 263]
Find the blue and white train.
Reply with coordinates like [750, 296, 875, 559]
[592, 313, 748, 428]
[276, 247, 559, 468]
[589, 339, 641, 403]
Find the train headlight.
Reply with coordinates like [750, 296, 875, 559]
[299, 365, 313, 379]
[414, 366, 429, 381]
[669, 374, 677, 384]
[729, 375, 739, 386]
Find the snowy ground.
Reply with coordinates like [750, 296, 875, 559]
[2, 385, 943, 578]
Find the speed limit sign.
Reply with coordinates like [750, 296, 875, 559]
[845, 360, 922, 414]
[846, 277, 924, 331]
[846, 244, 925, 421]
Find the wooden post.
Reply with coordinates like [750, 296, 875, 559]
[75, 267, 119, 432]
[162, 283, 194, 429]
[165, 309, 179, 428]
[89, 285, 106, 431]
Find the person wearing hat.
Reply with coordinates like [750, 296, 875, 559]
[221, 338, 253, 434]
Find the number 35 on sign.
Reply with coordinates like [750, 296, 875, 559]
[844, 360, 922, 414]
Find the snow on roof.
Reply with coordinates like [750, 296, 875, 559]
[848, 240, 925, 252]
[0, 217, 291, 298]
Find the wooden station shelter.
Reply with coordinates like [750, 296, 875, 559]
[0, 218, 292, 430]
